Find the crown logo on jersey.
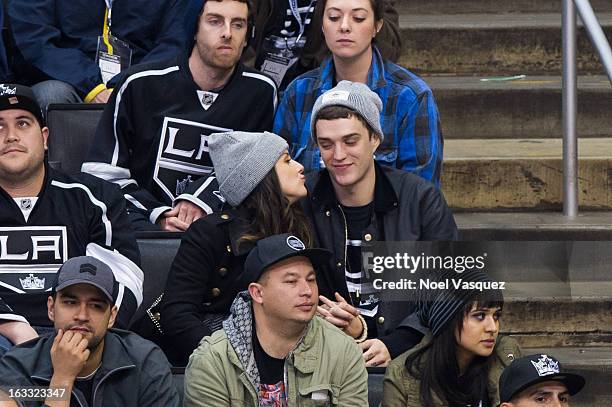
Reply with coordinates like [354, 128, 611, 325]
[20, 274, 46, 290]
[176, 175, 193, 195]
[0, 84, 17, 96]
[531, 355, 560, 377]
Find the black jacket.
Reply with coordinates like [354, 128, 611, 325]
[0, 164, 142, 328]
[301, 163, 458, 356]
[161, 208, 255, 365]
[0, 329, 179, 407]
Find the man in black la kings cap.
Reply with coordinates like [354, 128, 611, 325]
[499, 353, 585, 407]
[0, 256, 179, 406]
[0, 83, 143, 350]
[184, 234, 368, 406]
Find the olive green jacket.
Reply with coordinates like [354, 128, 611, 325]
[381, 333, 522, 407]
[184, 293, 368, 406]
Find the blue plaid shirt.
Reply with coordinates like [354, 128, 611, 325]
[273, 47, 443, 186]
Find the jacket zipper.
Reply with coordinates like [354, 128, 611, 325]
[30, 376, 85, 407]
[91, 365, 135, 406]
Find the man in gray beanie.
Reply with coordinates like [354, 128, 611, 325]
[302, 81, 458, 368]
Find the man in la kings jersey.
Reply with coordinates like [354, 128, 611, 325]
[82, 0, 278, 231]
[0, 84, 143, 353]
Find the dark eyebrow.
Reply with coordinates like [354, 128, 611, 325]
[327, 7, 369, 12]
[317, 133, 361, 143]
[205, 13, 247, 22]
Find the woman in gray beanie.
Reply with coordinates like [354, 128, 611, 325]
[161, 131, 313, 365]
[382, 270, 522, 407]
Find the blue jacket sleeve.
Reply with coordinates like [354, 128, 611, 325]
[8, 0, 103, 98]
[273, 81, 300, 145]
[106, 0, 188, 89]
[397, 89, 443, 187]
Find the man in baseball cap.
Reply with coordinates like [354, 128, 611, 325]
[0, 81, 142, 349]
[0, 84, 44, 126]
[499, 354, 586, 406]
[185, 233, 369, 406]
[0, 256, 179, 406]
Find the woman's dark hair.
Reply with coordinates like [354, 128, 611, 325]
[405, 289, 504, 407]
[237, 168, 313, 248]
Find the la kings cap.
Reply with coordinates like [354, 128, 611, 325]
[0, 84, 44, 127]
[499, 354, 585, 403]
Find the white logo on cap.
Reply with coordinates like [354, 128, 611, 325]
[531, 355, 560, 377]
[0, 85, 16, 96]
[286, 236, 305, 251]
[321, 90, 350, 104]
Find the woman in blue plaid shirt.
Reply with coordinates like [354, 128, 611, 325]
[273, 0, 443, 186]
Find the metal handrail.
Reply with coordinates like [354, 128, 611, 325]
[562, 0, 577, 217]
[562, 0, 612, 217]
[575, 0, 612, 82]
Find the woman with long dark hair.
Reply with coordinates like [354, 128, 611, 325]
[274, 0, 443, 185]
[160, 131, 313, 364]
[382, 271, 522, 407]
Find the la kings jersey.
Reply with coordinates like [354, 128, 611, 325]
[0, 165, 143, 327]
[82, 55, 278, 228]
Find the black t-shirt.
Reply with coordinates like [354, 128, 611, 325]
[253, 332, 287, 406]
[74, 376, 94, 405]
[340, 203, 380, 337]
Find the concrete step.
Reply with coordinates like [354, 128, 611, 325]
[427, 75, 612, 140]
[502, 297, 612, 341]
[442, 138, 612, 210]
[517, 347, 612, 407]
[398, 0, 612, 14]
[398, 13, 612, 75]
[456, 211, 612, 239]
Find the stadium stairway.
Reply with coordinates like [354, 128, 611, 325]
[396, 1, 612, 405]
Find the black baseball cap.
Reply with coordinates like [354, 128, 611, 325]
[0, 84, 44, 127]
[52, 256, 116, 304]
[499, 354, 585, 403]
[243, 233, 332, 283]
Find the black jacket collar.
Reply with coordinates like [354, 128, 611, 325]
[308, 161, 398, 212]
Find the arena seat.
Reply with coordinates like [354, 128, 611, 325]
[171, 367, 386, 406]
[46, 103, 104, 174]
[131, 234, 182, 328]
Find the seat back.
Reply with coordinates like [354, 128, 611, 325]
[46, 103, 104, 174]
[133, 235, 182, 325]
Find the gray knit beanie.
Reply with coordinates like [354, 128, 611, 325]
[209, 131, 288, 207]
[310, 80, 384, 143]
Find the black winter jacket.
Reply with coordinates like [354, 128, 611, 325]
[161, 208, 255, 365]
[301, 163, 458, 356]
[0, 329, 179, 407]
